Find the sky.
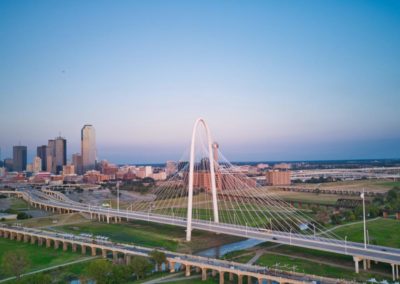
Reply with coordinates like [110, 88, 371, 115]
[0, 0, 399, 164]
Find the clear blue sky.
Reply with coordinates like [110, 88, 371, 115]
[0, 0, 399, 163]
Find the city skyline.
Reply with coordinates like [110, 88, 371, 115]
[1, 1, 400, 163]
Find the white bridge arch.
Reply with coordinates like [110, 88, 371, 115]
[186, 118, 219, 241]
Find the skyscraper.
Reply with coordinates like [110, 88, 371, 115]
[81, 124, 96, 173]
[32, 156, 42, 173]
[46, 137, 67, 174]
[46, 140, 55, 172]
[72, 153, 83, 175]
[13, 145, 27, 172]
[37, 145, 47, 171]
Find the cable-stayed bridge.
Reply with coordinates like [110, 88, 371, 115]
[4, 118, 400, 280]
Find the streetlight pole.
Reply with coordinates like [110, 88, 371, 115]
[361, 188, 367, 249]
[117, 181, 120, 212]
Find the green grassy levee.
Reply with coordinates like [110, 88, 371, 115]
[0, 237, 85, 280]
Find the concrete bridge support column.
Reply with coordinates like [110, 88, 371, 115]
[113, 251, 118, 263]
[258, 278, 263, 284]
[125, 255, 131, 265]
[17, 234, 22, 241]
[46, 239, 51, 248]
[219, 271, 224, 284]
[367, 259, 371, 269]
[266, 279, 272, 284]
[107, 216, 110, 224]
[397, 265, 399, 280]
[72, 244, 77, 252]
[102, 249, 107, 258]
[30, 236, 36, 245]
[38, 238, 43, 246]
[392, 264, 396, 281]
[54, 240, 60, 250]
[248, 275, 252, 284]
[63, 242, 68, 251]
[238, 274, 243, 284]
[0, 231, 3, 237]
[363, 259, 367, 270]
[23, 234, 29, 243]
[81, 245, 86, 255]
[97, 214, 101, 221]
[229, 272, 234, 281]
[353, 256, 361, 273]
[212, 270, 217, 277]
[91, 246, 97, 256]
[201, 268, 207, 281]
[169, 261, 175, 273]
[185, 265, 191, 277]
[3, 231, 9, 238]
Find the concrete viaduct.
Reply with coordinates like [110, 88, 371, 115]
[2, 189, 400, 281]
[0, 225, 344, 284]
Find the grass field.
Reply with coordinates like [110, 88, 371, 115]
[8, 197, 30, 210]
[165, 279, 217, 284]
[331, 217, 400, 248]
[255, 252, 385, 281]
[286, 179, 398, 193]
[3, 213, 89, 228]
[0, 237, 85, 280]
[55, 219, 242, 253]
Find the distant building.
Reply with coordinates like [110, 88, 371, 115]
[62, 164, 75, 175]
[165, 161, 177, 176]
[26, 163, 33, 172]
[178, 161, 189, 171]
[72, 153, 83, 175]
[83, 170, 109, 183]
[32, 156, 42, 173]
[54, 137, 67, 174]
[273, 163, 291, 170]
[81, 124, 96, 173]
[4, 158, 13, 172]
[265, 170, 291, 186]
[257, 163, 269, 169]
[46, 137, 67, 174]
[37, 145, 47, 171]
[152, 171, 167, 181]
[13, 145, 27, 172]
[136, 166, 153, 179]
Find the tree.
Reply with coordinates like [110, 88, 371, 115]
[1, 250, 31, 280]
[86, 259, 112, 284]
[368, 205, 380, 218]
[110, 264, 131, 284]
[21, 273, 52, 284]
[129, 256, 152, 280]
[149, 250, 167, 271]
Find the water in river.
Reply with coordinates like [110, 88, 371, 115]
[196, 238, 263, 258]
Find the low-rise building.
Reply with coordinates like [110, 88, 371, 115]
[265, 170, 291, 186]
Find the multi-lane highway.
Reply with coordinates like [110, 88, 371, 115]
[4, 188, 400, 279]
[0, 224, 342, 284]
